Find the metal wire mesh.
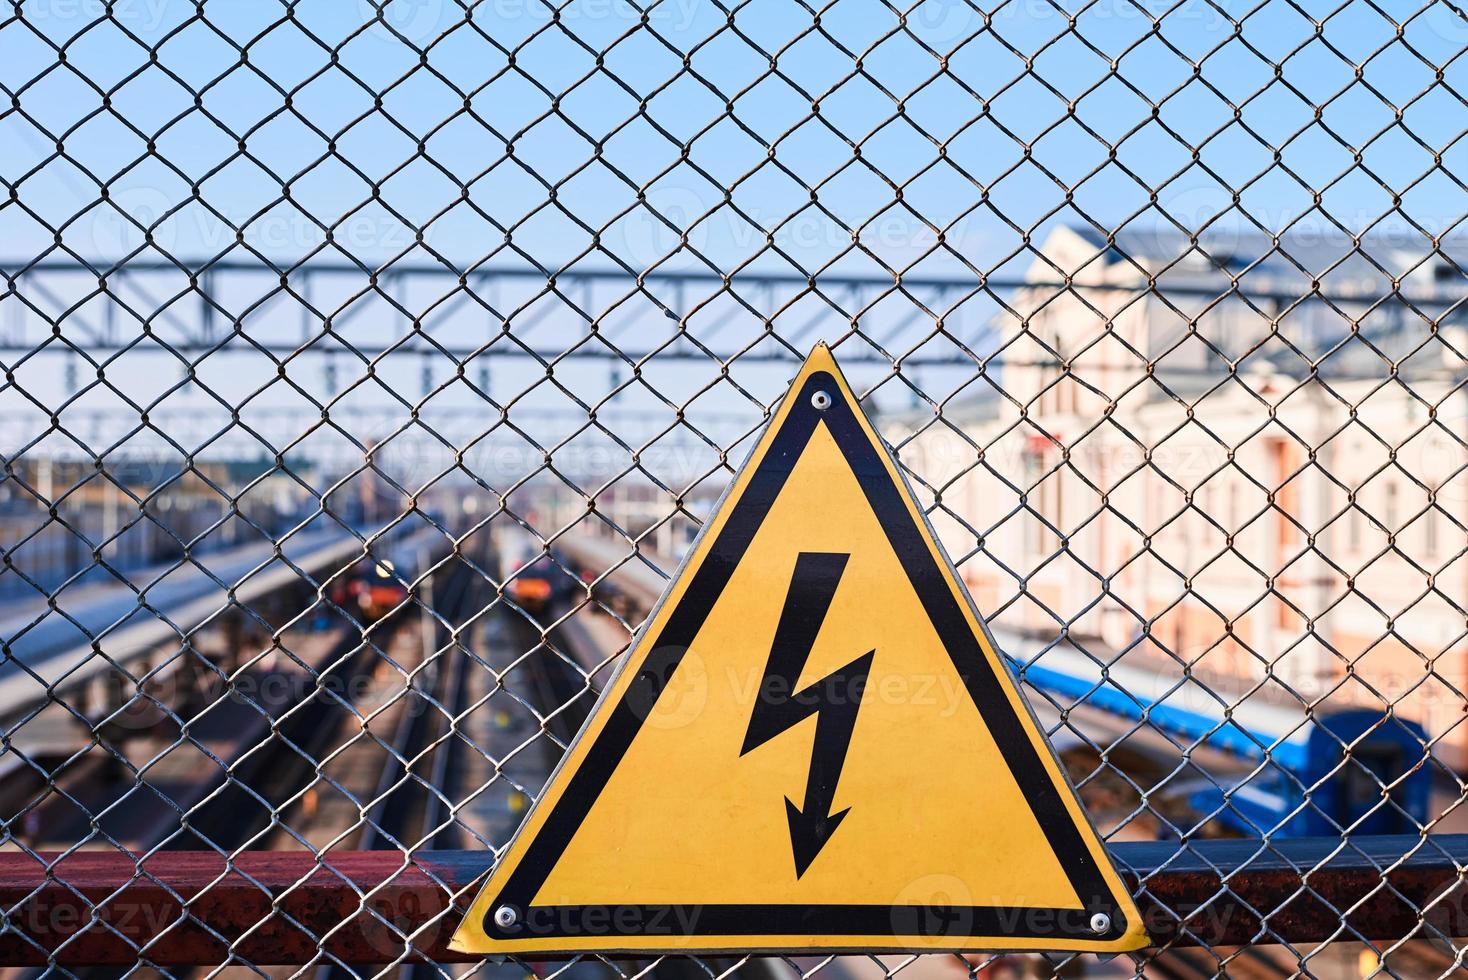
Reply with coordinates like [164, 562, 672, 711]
[4, 0, 1468, 976]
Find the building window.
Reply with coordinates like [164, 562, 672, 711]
[1349, 485, 1362, 552]
[1024, 448, 1045, 555]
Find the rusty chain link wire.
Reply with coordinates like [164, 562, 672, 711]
[4, 0, 1468, 976]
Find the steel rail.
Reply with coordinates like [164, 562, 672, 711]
[353, 562, 472, 853]
[312, 558, 477, 980]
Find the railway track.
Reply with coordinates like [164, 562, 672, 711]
[25, 592, 422, 979]
[30, 534, 1463, 979]
[354, 560, 475, 853]
[497, 557, 797, 980]
[1148, 944, 1295, 979]
[167, 615, 410, 851]
[313, 556, 483, 980]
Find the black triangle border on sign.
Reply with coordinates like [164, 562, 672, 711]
[482, 369, 1131, 948]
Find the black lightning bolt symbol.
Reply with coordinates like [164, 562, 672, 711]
[740, 552, 874, 877]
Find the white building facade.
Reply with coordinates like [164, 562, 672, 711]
[888, 225, 1468, 765]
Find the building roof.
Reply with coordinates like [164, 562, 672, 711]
[1063, 223, 1468, 302]
[882, 225, 1468, 426]
[1045, 225, 1468, 382]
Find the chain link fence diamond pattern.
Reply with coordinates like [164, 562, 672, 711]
[3, 0, 1468, 976]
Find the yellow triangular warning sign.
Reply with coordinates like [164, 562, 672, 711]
[452, 345, 1150, 956]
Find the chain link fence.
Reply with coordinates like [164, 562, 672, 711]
[4, 0, 1468, 976]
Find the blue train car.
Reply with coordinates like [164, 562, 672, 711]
[1001, 632, 1432, 838]
[1188, 707, 1432, 837]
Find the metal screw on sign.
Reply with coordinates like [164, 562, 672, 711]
[493, 905, 518, 930]
[1090, 912, 1111, 935]
[811, 390, 832, 411]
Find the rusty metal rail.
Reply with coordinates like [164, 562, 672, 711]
[1, 837, 1462, 965]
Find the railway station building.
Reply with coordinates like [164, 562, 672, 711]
[884, 224, 1468, 768]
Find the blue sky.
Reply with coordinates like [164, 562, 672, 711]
[2, 0, 1467, 484]
[7, 0, 1467, 272]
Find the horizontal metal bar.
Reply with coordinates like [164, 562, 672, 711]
[4, 257, 1461, 309]
[1, 837, 1462, 964]
[14, 259, 991, 291]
